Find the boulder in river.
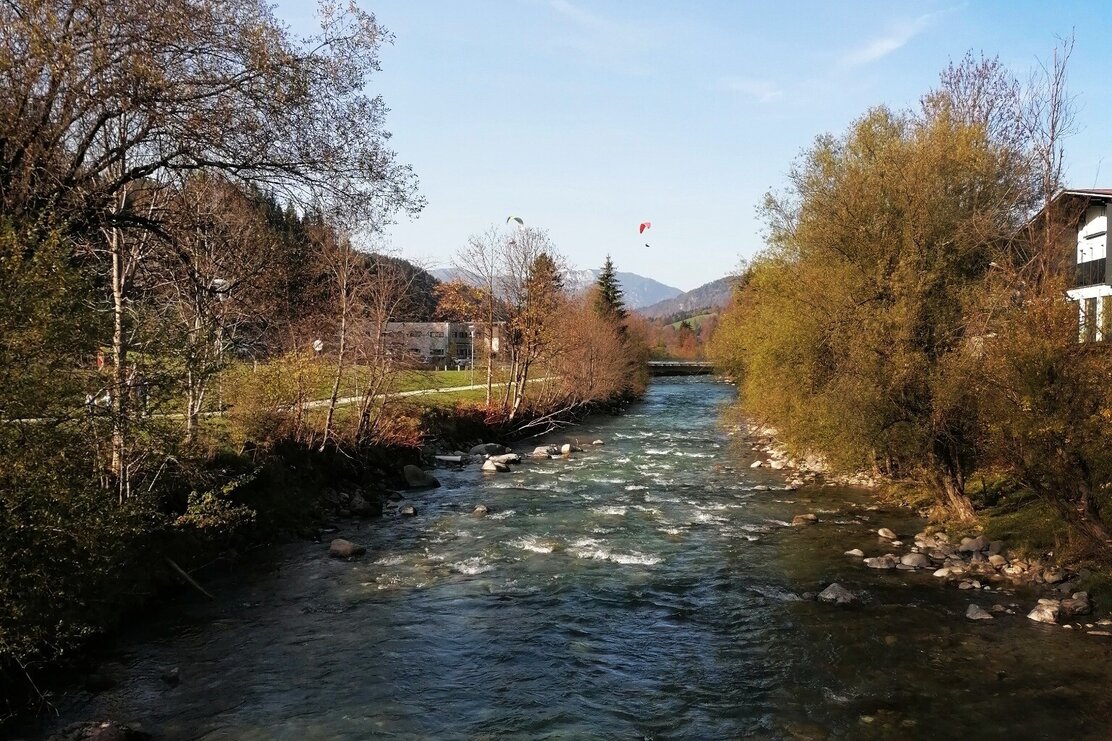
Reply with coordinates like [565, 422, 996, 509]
[864, 554, 899, 569]
[560, 443, 573, 455]
[750, 460, 764, 469]
[471, 504, 490, 518]
[844, 548, 865, 558]
[966, 604, 994, 621]
[399, 503, 417, 517]
[482, 459, 509, 473]
[402, 464, 440, 489]
[592, 439, 605, 446]
[818, 583, 858, 605]
[900, 553, 931, 569]
[791, 513, 817, 526]
[877, 528, 897, 540]
[488, 453, 521, 465]
[470, 443, 508, 456]
[532, 445, 558, 459]
[1027, 599, 1061, 624]
[328, 539, 366, 559]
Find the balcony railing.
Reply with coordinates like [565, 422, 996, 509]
[1076, 257, 1108, 288]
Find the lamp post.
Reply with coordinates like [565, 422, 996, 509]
[470, 327, 475, 386]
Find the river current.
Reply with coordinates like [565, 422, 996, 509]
[40, 378, 1112, 739]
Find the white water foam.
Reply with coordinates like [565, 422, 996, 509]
[509, 536, 555, 554]
[451, 557, 494, 575]
[488, 509, 515, 520]
[591, 505, 628, 516]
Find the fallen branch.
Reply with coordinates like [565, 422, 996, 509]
[165, 557, 215, 600]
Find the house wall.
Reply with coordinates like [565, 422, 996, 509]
[1077, 202, 1109, 264]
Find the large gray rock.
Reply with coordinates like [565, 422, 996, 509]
[988, 554, 1008, 568]
[900, 553, 931, 568]
[482, 459, 509, 473]
[471, 504, 490, 518]
[877, 528, 897, 540]
[402, 464, 440, 489]
[966, 604, 994, 621]
[470, 443, 509, 456]
[1061, 592, 1092, 617]
[1027, 599, 1060, 624]
[488, 452, 522, 465]
[399, 503, 417, 517]
[329, 539, 366, 559]
[844, 548, 865, 558]
[532, 445, 558, 459]
[818, 583, 858, 605]
[959, 535, 989, 553]
[349, 493, 382, 518]
[864, 554, 899, 569]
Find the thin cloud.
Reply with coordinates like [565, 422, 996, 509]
[714, 76, 783, 103]
[545, 0, 658, 66]
[840, 10, 949, 68]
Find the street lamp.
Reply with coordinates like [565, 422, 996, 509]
[470, 327, 475, 386]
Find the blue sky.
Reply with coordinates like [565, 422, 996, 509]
[276, 1, 1112, 290]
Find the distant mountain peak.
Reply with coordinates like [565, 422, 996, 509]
[430, 267, 682, 310]
[636, 275, 736, 318]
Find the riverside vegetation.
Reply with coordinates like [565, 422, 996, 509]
[0, 0, 648, 721]
[710, 47, 1112, 597]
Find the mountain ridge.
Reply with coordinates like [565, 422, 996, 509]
[430, 267, 682, 310]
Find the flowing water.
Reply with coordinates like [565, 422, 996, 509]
[39, 378, 1112, 739]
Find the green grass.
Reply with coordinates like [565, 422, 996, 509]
[668, 313, 716, 330]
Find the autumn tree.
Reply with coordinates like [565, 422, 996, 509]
[434, 280, 487, 322]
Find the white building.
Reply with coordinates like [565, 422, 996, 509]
[1059, 189, 1112, 342]
[384, 321, 503, 366]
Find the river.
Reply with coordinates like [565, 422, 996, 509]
[39, 377, 1112, 739]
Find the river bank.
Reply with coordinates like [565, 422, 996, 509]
[0, 391, 637, 731]
[20, 377, 1112, 740]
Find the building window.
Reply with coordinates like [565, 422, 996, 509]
[1081, 297, 1098, 342]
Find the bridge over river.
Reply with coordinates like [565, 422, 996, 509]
[647, 360, 715, 376]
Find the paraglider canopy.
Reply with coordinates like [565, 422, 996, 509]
[506, 216, 524, 227]
[639, 221, 651, 234]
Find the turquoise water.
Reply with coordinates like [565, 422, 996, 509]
[40, 378, 1112, 739]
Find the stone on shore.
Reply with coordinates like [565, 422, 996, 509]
[482, 459, 510, 473]
[402, 464, 440, 489]
[750, 460, 764, 469]
[329, 539, 366, 559]
[1027, 599, 1061, 624]
[844, 548, 865, 558]
[791, 513, 817, 526]
[966, 604, 994, 621]
[818, 583, 858, 605]
[349, 493, 382, 518]
[958, 535, 988, 553]
[1061, 592, 1092, 617]
[877, 528, 897, 540]
[988, 554, 1008, 568]
[470, 443, 508, 456]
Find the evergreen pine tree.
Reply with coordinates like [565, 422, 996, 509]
[593, 255, 627, 323]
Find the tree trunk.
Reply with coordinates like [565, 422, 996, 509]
[109, 226, 129, 502]
[321, 302, 347, 451]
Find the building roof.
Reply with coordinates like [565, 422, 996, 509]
[1056, 188, 1112, 199]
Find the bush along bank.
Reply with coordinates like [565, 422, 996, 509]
[729, 420, 1112, 634]
[0, 389, 641, 728]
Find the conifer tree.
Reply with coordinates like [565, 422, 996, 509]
[593, 255, 628, 323]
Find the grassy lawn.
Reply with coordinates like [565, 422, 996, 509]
[668, 313, 717, 330]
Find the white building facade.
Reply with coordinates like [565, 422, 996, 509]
[1063, 190, 1112, 342]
